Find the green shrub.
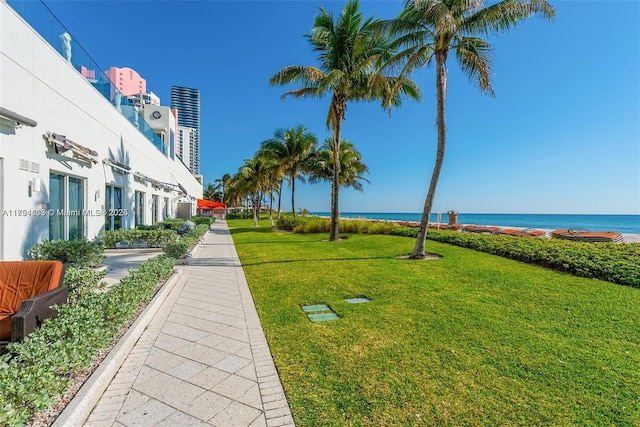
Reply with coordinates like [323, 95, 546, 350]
[192, 216, 214, 226]
[0, 255, 175, 426]
[135, 224, 163, 230]
[28, 239, 105, 268]
[164, 240, 190, 258]
[63, 266, 106, 304]
[163, 224, 209, 259]
[159, 218, 185, 231]
[226, 211, 253, 220]
[101, 229, 176, 249]
[277, 217, 299, 231]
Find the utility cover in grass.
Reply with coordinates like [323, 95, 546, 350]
[308, 312, 339, 322]
[301, 304, 330, 313]
[345, 297, 370, 304]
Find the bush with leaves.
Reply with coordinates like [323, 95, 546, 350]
[101, 229, 176, 249]
[63, 266, 106, 304]
[192, 216, 215, 226]
[28, 239, 105, 268]
[226, 211, 253, 220]
[163, 224, 209, 259]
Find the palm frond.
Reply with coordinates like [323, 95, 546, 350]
[463, 0, 555, 35]
[269, 65, 326, 87]
[454, 35, 494, 95]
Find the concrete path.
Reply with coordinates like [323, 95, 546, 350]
[102, 248, 164, 289]
[64, 220, 295, 427]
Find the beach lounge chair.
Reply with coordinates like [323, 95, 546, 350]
[462, 225, 501, 234]
[0, 261, 67, 353]
[550, 228, 624, 243]
[498, 228, 545, 237]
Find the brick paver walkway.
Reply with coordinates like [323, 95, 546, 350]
[83, 220, 294, 427]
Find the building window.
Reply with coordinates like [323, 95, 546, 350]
[135, 191, 145, 226]
[49, 173, 85, 240]
[151, 195, 159, 225]
[105, 185, 123, 230]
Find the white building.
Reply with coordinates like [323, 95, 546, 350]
[127, 92, 161, 108]
[177, 126, 197, 171]
[0, 1, 203, 261]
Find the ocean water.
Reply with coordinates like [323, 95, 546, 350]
[312, 212, 640, 234]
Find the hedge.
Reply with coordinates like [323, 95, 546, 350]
[28, 239, 105, 268]
[101, 229, 177, 249]
[163, 224, 210, 259]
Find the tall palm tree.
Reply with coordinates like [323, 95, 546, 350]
[309, 138, 370, 192]
[270, 0, 420, 241]
[259, 125, 317, 219]
[238, 157, 273, 227]
[214, 173, 231, 204]
[387, 0, 554, 258]
[202, 183, 220, 202]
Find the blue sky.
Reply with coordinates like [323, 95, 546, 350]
[43, 0, 640, 214]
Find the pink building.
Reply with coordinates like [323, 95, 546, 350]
[78, 65, 95, 79]
[104, 66, 146, 96]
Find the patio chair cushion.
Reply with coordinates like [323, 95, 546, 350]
[0, 261, 64, 340]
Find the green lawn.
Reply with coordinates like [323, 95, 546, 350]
[229, 220, 640, 426]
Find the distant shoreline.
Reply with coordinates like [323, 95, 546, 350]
[313, 215, 640, 243]
[311, 212, 640, 235]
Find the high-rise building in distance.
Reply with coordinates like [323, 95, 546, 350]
[171, 86, 200, 174]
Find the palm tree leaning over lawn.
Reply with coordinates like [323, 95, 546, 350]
[309, 138, 370, 192]
[259, 125, 317, 219]
[386, 0, 554, 258]
[270, 0, 420, 241]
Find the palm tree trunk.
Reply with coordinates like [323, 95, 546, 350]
[412, 52, 448, 258]
[277, 179, 283, 220]
[252, 193, 259, 227]
[329, 104, 343, 242]
[291, 174, 296, 219]
[269, 190, 274, 226]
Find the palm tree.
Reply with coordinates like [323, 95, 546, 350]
[386, 0, 554, 258]
[203, 183, 221, 202]
[238, 157, 273, 226]
[270, 0, 420, 241]
[214, 173, 231, 204]
[309, 138, 370, 192]
[259, 125, 317, 219]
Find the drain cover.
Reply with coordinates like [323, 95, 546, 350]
[345, 297, 370, 304]
[308, 312, 340, 322]
[302, 304, 331, 313]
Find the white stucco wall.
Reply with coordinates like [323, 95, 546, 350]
[0, 2, 202, 260]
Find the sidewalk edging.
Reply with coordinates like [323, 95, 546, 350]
[52, 268, 184, 427]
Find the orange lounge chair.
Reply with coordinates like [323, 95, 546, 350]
[462, 225, 501, 234]
[550, 228, 624, 243]
[0, 261, 67, 353]
[499, 228, 545, 237]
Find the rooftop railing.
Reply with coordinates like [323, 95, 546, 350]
[6, 0, 166, 155]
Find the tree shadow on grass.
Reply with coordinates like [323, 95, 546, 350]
[238, 255, 396, 267]
[229, 227, 278, 234]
